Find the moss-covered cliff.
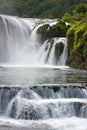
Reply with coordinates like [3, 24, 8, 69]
[67, 19, 87, 70]
[37, 10, 87, 70]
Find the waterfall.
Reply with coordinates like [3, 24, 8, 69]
[38, 38, 67, 65]
[0, 15, 39, 65]
[0, 87, 19, 114]
[0, 84, 87, 120]
[6, 96, 87, 119]
[0, 15, 87, 130]
[0, 15, 67, 66]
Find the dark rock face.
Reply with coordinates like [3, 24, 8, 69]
[55, 42, 64, 63]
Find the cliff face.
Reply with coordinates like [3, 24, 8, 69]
[67, 20, 87, 70]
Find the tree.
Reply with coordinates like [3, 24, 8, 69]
[74, 3, 87, 14]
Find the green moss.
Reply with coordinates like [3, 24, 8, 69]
[83, 31, 87, 57]
[67, 19, 87, 70]
[67, 27, 75, 55]
[49, 21, 67, 37]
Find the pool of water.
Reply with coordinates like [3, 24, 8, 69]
[0, 66, 87, 85]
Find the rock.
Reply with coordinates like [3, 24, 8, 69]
[37, 20, 69, 42]
[55, 42, 64, 62]
[37, 24, 49, 42]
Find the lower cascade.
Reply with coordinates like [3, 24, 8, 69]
[0, 15, 67, 66]
[0, 84, 87, 120]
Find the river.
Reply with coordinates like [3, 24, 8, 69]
[0, 15, 87, 130]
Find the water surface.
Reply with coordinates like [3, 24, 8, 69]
[0, 66, 87, 85]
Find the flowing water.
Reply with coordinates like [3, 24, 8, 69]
[0, 15, 87, 130]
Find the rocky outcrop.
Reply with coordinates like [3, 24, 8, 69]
[37, 20, 69, 42]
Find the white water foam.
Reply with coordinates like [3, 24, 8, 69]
[0, 117, 87, 130]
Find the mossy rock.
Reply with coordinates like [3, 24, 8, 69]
[67, 19, 87, 70]
[37, 24, 49, 42]
[37, 21, 69, 42]
[55, 42, 64, 60]
[47, 21, 68, 38]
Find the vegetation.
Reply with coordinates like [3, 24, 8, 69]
[36, 2, 87, 69]
[0, 0, 87, 18]
[66, 4, 87, 70]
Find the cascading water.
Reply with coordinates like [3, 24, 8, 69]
[0, 15, 67, 66]
[0, 15, 39, 64]
[0, 84, 87, 130]
[0, 15, 87, 130]
[38, 38, 67, 65]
